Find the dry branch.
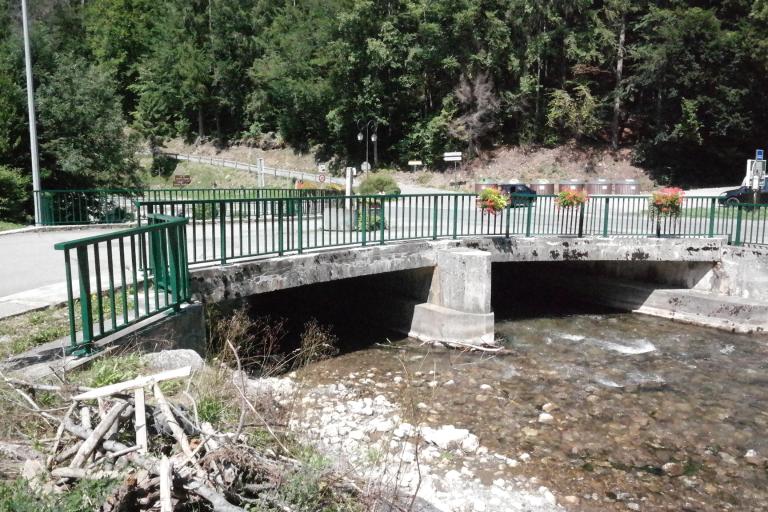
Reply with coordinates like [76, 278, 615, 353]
[70, 401, 130, 468]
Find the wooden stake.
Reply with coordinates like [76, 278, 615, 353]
[159, 455, 173, 512]
[72, 366, 192, 401]
[134, 387, 148, 454]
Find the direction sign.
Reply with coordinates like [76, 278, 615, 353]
[443, 151, 462, 162]
[361, 161, 371, 172]
[407, 160, 423, 166]
[443, 151, 462, 157]
[173, 175, 191, 186]
[757, 149, 765, 161]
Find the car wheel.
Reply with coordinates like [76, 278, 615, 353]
[725, 197, 740, 207]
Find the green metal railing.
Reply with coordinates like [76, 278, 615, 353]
[37, 188, 339, 226]
[135, 193, 768, 266]
[54, 213, 190, 356]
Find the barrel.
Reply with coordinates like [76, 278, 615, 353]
[529, 180, 555, 195]
[586, 179, 613, 195]
[558, 179, 586, 193]
[613, 179, 640, 195]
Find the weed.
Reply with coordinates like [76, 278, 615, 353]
[0, 478, 116, 512]
[198, 396, 226, 424]
[80, 353, 144, 387]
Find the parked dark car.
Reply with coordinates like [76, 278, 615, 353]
[499, 184, 537, 207]
[718, 185, 768, 207]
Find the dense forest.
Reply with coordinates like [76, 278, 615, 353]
[2, 0, 768, 219]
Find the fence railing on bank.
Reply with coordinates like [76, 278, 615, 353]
[54, 213, 190, 356]
[35, 188, 339, 226]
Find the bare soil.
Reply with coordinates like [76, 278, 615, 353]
[394, 143, 656, 192]
[162, 139, 656, 192]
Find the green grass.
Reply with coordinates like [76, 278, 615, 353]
[0, 289, 135, 359]
[0, 477, 117, 512]
[0, 220, 25, 232]
[77, 353, 144, 387]
[141, 161, 295, 190]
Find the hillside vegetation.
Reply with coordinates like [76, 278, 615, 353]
[2, 1, 768, 221]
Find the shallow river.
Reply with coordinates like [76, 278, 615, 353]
[299, 312, 768, 511]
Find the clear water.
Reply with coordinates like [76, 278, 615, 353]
[298, 312, 768, 511]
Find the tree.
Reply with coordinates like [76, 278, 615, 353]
[37, 54, 140, 188]
[448, 72, 500, 158]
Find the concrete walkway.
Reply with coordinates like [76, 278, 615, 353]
[0, 227, 120, 318]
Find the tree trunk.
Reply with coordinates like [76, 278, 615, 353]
[611, 16, 626, 151]
[197, 107, 205, 140]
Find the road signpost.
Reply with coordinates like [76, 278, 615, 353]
[408, 160, 423, 173]
[443, 151, 462, 172]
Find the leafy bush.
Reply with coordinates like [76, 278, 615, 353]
[0, 165, 29, 222]
[356, 202, 386, 231]
[357, 173, 400, 195]
[478, 187, 508, 214]
[0, 478, 116, 512]
[150, 154, 178, 177]
[556, 190, 589, 208]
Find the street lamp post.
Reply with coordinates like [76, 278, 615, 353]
[357, 120, 378, 170]
[21, 0, 42, 225]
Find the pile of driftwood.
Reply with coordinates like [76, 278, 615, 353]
[3, 365, 320, 512]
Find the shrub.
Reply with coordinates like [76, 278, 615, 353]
[0, 165, 29, 222]
[358, 173, 400, 195]
[649, 187, 684, 218]
[150, 154, 178, 177]
[478, 186, 508, 214]
[556, 189, 589, 208]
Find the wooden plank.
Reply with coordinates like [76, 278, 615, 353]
[134, 387, 148, 455]
[72, 367, 192, 401]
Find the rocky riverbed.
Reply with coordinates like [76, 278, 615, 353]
[258, 311, 768, 511]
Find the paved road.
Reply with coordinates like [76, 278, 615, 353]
[0, 227, 120, 317]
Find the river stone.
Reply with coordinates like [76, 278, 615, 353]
[422, 425, 471, 450]
[662, 462, 684, 477]
[141, 349, 204, 371]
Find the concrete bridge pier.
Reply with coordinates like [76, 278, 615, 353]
[408, 248, 496, 347]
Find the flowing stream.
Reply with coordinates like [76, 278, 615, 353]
[295, 312, 768, 511]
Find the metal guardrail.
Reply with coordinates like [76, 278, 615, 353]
[162, 152, 346, 186]
[36, 188, 340, 226]
[55, 193, 768, 355]
[54, 213, 190, 356]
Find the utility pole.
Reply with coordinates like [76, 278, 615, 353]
[21, 0, 42, 225]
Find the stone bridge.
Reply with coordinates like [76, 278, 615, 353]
[184, 236, 765, 346]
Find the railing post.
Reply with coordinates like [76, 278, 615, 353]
[219, 201, 227, 264]
[578, 204, 585, 238]
[525, 200, 533, 237]
[166, 222, 182, 311]
[734, 205, 743, 246]
[602, 197, 610, 237]
[432, 195, 438, 240]
[278, 200, 284, 256]
[452, 195, 459, 239]
[380, 197, 386, 245]
[361, 198, 368, 246]
[75, 246, 93, 355]
[708, 197, 716, 238]
[297, 198, 303, 254]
